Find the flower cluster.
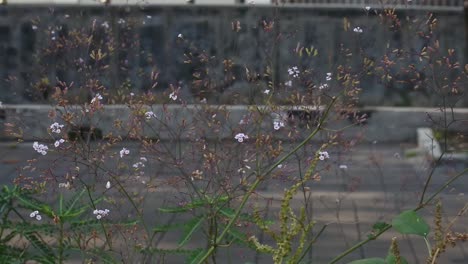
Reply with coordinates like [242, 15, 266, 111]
[288, 66, 300, 78]
[133, 157, 147, 169]
[273, 121, 285, 130]
[234, 133, 249, 143]
[326, 72, 332, 81]
[91, 93, 103, 104]
[318, 151, 330, 161]
[30, 210, 42, 221]
[145, 111, 156, 120]
[33, 142, 48, 155]
[319, 83, 329, 90]
[106, 181, 111, 189]
[54, 139, 65, 148]
[353, 27, 363, 33]
[50, 122, 64, 133]
[93, 209, 110, 220]
[169, 92, 177, 101]
[120, 147, 130, 158]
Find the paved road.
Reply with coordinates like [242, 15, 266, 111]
[0, 142, 467, 263]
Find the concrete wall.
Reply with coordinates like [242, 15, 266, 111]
[0, 5, 466, 106]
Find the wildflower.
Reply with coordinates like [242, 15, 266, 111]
[106, 181, 111, 189]
[288, 66, 300, 78]
[145, 111, 156, 120]
[339, 164, 348, 170]
[234, 133, 248, 143]
[318, 151, 330, 161]
[117, 18, 125, 24]
[169, 92, 177, 101]
[59, 182, 70, 188]
[119, 147, 130, 158]
[33, 142, 48, 155]
[178, 33, 183, 38]
[365, 6, 371, 11]
[30, 211, 41, 221]
[146, 15, 152, 19]
[264, 89, 270, 95]
[54, 139, 65, 148]
[91, 93, 103, 104]
[277, 164, 283, 169]
[93, 208, 110, 220]
[319, 83, 329, 90]
[133, 157, 147, 169]
[200, 98, 207, 104]
[353, 27, 363, 33]
[284, 80, 292, 87]
[101, 21, 109, 29]
[326, 72, 332, 81]
[32, 25, 38, 30]
[130, 92, 134, 96]
[50, 122, 64, 133]
[273, 121, 285, 130]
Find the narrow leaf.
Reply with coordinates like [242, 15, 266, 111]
[348, 258, 386, 264]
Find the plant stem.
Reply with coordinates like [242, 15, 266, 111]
[329, 167, 468, 264]
[424, 237, 432, 258]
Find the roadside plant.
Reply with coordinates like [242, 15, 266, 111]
[1, 2, 466, 264]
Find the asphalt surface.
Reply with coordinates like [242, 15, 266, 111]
[0, 141, 467, 264]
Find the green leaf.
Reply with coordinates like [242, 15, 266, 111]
[348, 258, 386, 264]
[178, 217, 204, 247]
[385, 253, 408, 264]
[392, 210, 430, 237]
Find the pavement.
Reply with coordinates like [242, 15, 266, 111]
[0, 141, 467, 264]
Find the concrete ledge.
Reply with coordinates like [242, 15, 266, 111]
[1, 104, 467, 142]
[415, 127, 468, 161]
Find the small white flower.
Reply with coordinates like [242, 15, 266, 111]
[234, 133, 248, 143]
[353, 27, 363, 33]
[318, 151, 330, 160]
[326, 72, 332, 81]
[130, 92, 134, 96]
[54, 139, 65, 148]
[32, 25, 38, 30]
[277, 164, 283, 169]
[59, 182, 70, 188]
[178, 33, 183, 38]
[145, 111, 156, 120]
[93, 209, 99, 215]
[119, 147, 130, 158]
[35, 215, 42, 221]
[91, 93, 103, 104]
[146, 15, 152, 19]
[365, 6, 371, 11]
[273, 121, 285, 131]
[117, 18, 125, 24]
[169, 92, 177, 101]
[101, 21, 109, 29]
[284, 80, 292, 87]
[96, 214, 102, 220]
[200, 98, 207, 104]
[319, 83, 329, 90]
[339, 164, 348, 170]
[288, 66, 300, 78]
[33, 142, 48, 155]
[263, 89, 270, 95]
[106, 181, 111, 189]
[30, 212, 37, 218]
[50, 122, 64, 134]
